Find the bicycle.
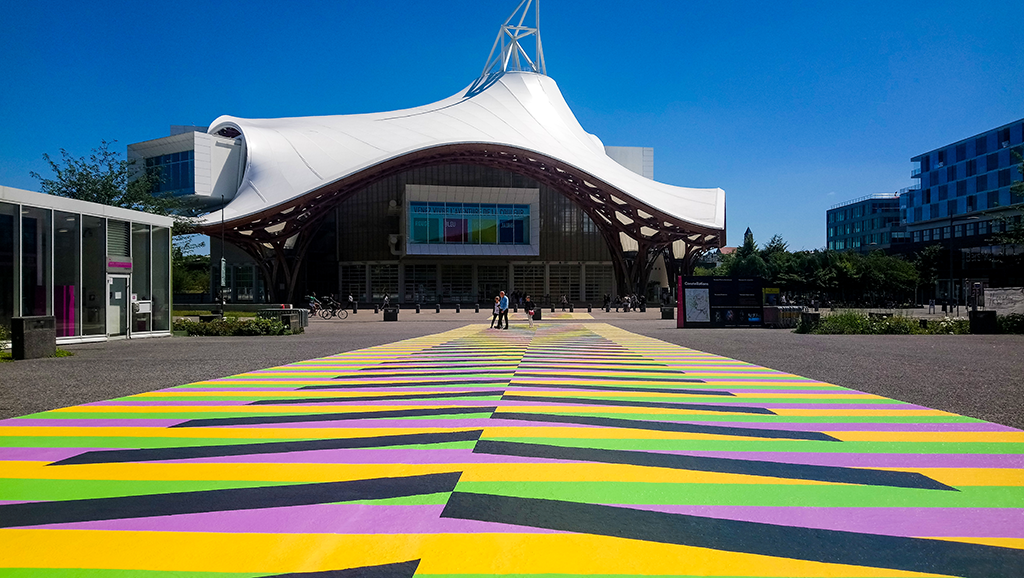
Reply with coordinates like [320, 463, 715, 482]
[318, 297, 349, 320]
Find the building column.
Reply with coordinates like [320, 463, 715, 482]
[436, 264, 443, 303]
[544, 263, 550, 298]
[580, 263, 587, 303]
[471, 264, 479, 303]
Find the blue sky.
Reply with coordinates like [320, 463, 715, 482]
[1, 1, 1021, 250]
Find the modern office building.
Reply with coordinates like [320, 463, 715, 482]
[902, 118, 1024, 298]
[826, 193, 907, 252]
[131, 2, 725, 305]
[0, 186, 173, 342]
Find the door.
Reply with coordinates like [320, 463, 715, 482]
[107, 275, 130, 337]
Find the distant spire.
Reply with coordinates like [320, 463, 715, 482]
[481, 0, 546, 77]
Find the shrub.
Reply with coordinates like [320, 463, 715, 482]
[926, 317, 970, 335]
[998, 313, 1024, 334]
[172, 317, 288, 336]
[872, 315, 918, 335]
[815, 311, 873, 334]
[0, 324, 10, 343]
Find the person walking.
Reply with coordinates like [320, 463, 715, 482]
[497, 290, 510, 329]
[489, 296, 500, 328]
[524, 294, 535, 328]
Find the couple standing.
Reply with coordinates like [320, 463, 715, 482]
[490, 290, 535, 329]
[490, 291, 509, 329]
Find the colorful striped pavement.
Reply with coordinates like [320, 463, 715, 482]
[1, 322, 1022, 578]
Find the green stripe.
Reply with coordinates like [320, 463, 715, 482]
[0, 479, 309, 501]
[454, 481, 1021, 508]
[489, 437, 1024, 455]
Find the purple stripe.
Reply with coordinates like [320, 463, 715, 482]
[0, 447, 115, 461]
[85, 400, 255, 407]
[22, 503, 558, 534]
[236, 418, 585, 429]
[640, 421, 1017, 433]
[610, 505, 1024, 538]
[169, 448, 541, 464]
[2, 419, 187, 428]
[495, 399, 925, 411]
[665, 451, 1024, 469]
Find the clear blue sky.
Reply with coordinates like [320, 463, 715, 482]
[1, 0, 1021, 250]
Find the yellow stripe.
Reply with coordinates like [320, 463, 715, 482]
[828, 431, 1024, 443]
[0, 461, 830, 485]
[0, 530, 947, 577]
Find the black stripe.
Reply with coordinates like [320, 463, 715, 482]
[253, 390, 506, 405]
[264, 560, 420, 578]
[51, 430, 484, 465]
[0, 473, 461, 529]
[508, 383, 722, 396]
[501, 394, 772, 414]
[492, 412, 839, 441]
[473, 440, 954, 490]
[173, 406, 498, 428]
[440, 493, 1023, 577]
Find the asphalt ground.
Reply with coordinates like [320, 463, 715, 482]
[2, 308, 1022, 429]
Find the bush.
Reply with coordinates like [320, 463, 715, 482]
[998, 313, 1024, 334]
[926, 316, 970, 335]
[872, 315, 918, 335]
[0, 324, 10, 343]
[173, 317, 288, 336]
[814, 311, 873, 334]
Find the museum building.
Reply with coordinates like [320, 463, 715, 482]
[130, 2, 726, 305]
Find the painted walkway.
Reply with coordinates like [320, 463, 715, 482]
[1, 323, 1022, 578]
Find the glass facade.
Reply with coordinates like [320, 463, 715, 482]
[147, 150, 195, 196]
[0, 189, 171, 341]
[54, 211, 81, 337]
[329, 163, 615, 303]
[409, 202, 530, 246]
[0, 203, 17, 330]
[21, 206, 51, 317]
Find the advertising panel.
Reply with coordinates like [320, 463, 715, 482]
[677, 276, 764, 328]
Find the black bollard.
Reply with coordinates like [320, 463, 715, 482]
[569, 304, 574, 313]
[550, 305, 555, 313]
[456, 303, 461, 313]
[416, 303, 421, 313]
[475, 303, 480, 313]
[435, 304, 441, 313]
[587, 304, 592, 313]
[374, 305, 379, 314]
[353, 302, 358, 314]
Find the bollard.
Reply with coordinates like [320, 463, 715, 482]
[605, 306, 610, 313]
[352, 302, 358, 314]
[569, 304, 574, 313]
[513, 304, 518, 313]
[475, 303, 480, 313]
[435, 304, 441, 313]
[550, 305, 555, 313]
[374, 305, 379, 314]
[587, 304, 592, 313]
[416, 303, 421, 313]
[456, 303, 461, 313]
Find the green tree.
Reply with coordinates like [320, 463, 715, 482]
[914, 244, 943, 300]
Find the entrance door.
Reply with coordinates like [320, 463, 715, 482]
[107, 275, 130, 338]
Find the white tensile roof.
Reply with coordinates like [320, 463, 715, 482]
[202, 71, 725, 232]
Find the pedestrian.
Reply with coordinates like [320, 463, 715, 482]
[490, 296, 500, 328]
[497, 290, 510, 329]
[524, 294, 535, 328]
[560, 294, 568, 311]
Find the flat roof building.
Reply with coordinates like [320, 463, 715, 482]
[1, 186, 173, 342]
